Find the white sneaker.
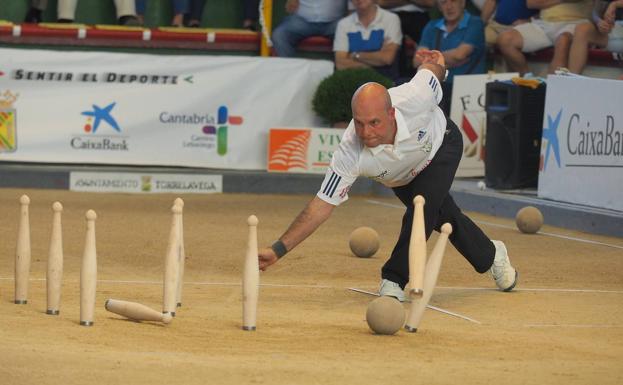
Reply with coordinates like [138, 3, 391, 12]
[489, 240, 518, 292]
[379, 279, 406, 302]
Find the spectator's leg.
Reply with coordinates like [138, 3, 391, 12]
[135, 0, 146, 24]
[243, 0, 259, 31]
[568, 22, 608, 74]
[271, 14, 314, 57]
[496, 28, 529, 74]
[25, 0, 48, 22]
[57, 0, 77, 22]
[549, 32, 572, 73]
[171, 0, 189, 27]
[114, 0, 140, 25]
[187, 0, 205, 27]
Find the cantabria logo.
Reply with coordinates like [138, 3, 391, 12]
[201, 105, 243, 156]
[71, 102, 128, 151]
[165, 105, 243, 156]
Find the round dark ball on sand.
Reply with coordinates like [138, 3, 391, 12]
[349, 227, 380, 258]
[516, 206, 543, 234]
[366, 296, 405, 335]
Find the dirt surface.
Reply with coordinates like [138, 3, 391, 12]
[0, 187, 622, 385]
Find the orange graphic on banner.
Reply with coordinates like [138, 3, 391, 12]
[268, 129, 311, 172]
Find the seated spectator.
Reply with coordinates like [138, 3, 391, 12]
[569, 0, 623, 74]
[24, 0, 46, 23]
[496, 0, 592, 75]
[24, 0, 140, 24]
[135, 0, 187, 27]
[480, 0, 538, 47]
[243, 0, 259, 31]
[414, 0, 485, 114]
[272, 0, 348, 57]
[377, 0, 435, 77]
[334, 0, 403, 82]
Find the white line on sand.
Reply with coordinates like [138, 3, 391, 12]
[1, 278, 621, 294]
[365, 199, 623, 250]
[524, 324, 623, 328]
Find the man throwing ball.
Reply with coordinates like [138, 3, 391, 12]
[258, 50, 517, 300]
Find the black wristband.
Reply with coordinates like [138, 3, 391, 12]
[271, 240, 288, 259]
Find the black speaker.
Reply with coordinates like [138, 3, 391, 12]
[484, 81, 546, 189]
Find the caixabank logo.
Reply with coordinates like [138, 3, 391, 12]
[167, 105, 243, 156]
[0, 90, 18, 153]
[540, 108, 623, 171]
[71, 102, 129, 151]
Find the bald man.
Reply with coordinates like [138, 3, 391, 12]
[258, 50, 517, 300]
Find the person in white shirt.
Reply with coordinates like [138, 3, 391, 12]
[272, 0, 348, 57]
[334, 0, 404, 82]
[258, 50, 518, 301]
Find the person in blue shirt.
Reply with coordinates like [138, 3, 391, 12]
[413, 0, 486, 114]
[480, 0, 538, 47]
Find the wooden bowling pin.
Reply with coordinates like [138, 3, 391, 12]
[408, 195, 426, 298]
[174, 198, 185, 308]
[242, 215, 259, 331]
[405, 223, 453, 333]
[15, 194, 31, 304]
[46, 202, 64, 315]
[80, 210, 97, 326]
[163, 204, 181, 317]
[105, 299, 172, 324]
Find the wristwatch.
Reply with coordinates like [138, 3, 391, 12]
[351, 51, 361, 61]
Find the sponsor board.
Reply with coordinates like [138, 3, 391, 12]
[450, 72, 518, 176]
[0, 48, 333, 169]
[267, 127, 345, 174]
[538, 75, 623, 211]
[70, 172, 223, 194]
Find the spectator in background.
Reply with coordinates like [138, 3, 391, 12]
[334, 0, 403, 82]
[135, 0, 186, 27]
[497, 0, 592, 75]
[569, 0, 623, 74]
[25, 0, 139, 25]
[414, 0, 485, 115]
[480, 0, 538, 47]
[272, 0, 348, 57]
[24, 0, 47, 23]
[378, 0, 435, 77]
[243, 0, 260, 31]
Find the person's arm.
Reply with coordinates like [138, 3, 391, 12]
[415, 49, 447, 81]
[258, 196, 335, 270]
[335, 50, 369, 69]
[352, 41, 400, 67]
[441, 43, 475, 67]
[480, 0, 497, 22]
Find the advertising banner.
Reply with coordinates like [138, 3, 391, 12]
[538, 75, 623, 211]
[450, 72, 518, 176]
[0, 48, 334, 169]
[267, 127, 345, 174]
[70, 172, 222, 194]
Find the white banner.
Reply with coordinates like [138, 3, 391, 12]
[450, 72, 518, 176]
[538, 75, 623, 211]
[267, 127, 345, 174]
[70, 172, 222, 194]
[0, 48, 334, 169]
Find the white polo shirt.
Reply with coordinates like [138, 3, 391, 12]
[333, 6, 403, 53]
[317, 69, 446, 206]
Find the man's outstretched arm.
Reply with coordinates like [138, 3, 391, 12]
[258, 196, 335, 270]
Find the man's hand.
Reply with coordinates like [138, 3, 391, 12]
[285, 0, 299, 14]
[416, 49, 446, 67]
[597, 18, 614, 34]
[259, 247, 278, 271]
